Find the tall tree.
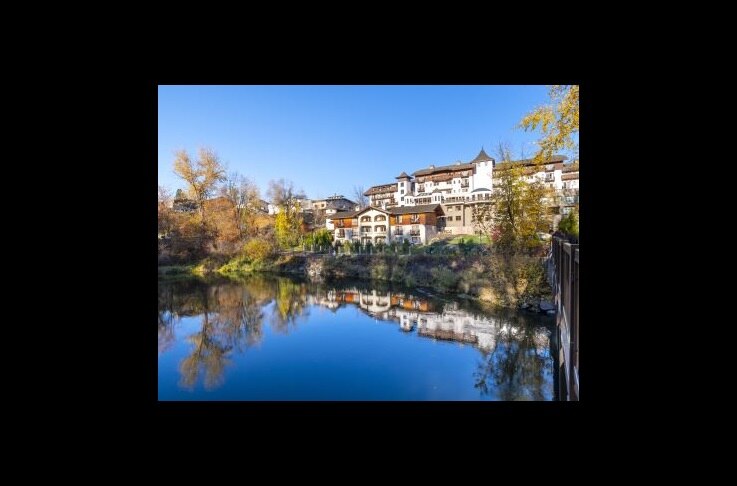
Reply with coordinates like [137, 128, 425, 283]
[519, 85, 579, 164]
[158, 185, 174, 238]
[267, 178, 297, 209]
[268, 178, 304, 248]
[490, 164, 549, 252]
[173, 147, 226, 223]
[221, 172, 260, 239]
[353, 185, 369, 209]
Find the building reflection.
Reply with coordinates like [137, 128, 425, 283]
[309, 287, 551, 356]
[159, 277, 553, 399]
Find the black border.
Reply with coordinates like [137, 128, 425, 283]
[110, 76, 612, 429]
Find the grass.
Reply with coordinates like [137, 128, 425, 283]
[447, 234, 490, 245]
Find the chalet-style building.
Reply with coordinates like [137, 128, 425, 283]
[359, 148, 577, 235]
[327, 204, 444, 245]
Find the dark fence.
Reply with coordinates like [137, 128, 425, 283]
[549, 236, 579, 401]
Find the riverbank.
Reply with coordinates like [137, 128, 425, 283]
[159, 252, 554, 312]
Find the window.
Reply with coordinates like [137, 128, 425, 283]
[361, 216, 371, 222]
[410, 214, 420, 223]
[374, 215, 386, 222]
[401, 197, 404, 202]
[401, 190, 405, 194]
[395, 215, 402, 224]
[338, 229, 345, 238]
[455, 216, 461, 221]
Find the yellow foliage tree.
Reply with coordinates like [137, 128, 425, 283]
[519, 85, 579, 164]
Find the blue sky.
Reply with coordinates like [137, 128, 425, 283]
[158, 85, 559, 201]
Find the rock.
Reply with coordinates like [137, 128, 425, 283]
[546, 310, 556, 316]
[539, 301, 555, 312]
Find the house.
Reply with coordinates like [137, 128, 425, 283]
[310, 194, 359, 214]
[327, 204, 444, 245]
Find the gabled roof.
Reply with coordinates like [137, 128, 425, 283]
[354, 206, 391, 217]
[470, 148, 494, 164]
[388, 204, 442, 215]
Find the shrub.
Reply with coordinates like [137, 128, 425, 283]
[558, 209, 579, 240]
[431, 267, 461, 292]
[243, 237, 275, 263]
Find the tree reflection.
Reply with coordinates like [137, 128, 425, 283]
[178, 285, 232, 390]
[270, 278, 309, 334]
[473, 313, 552, 400]
[159, 278, 272, 390]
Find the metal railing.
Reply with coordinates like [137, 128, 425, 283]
[549, 236, 579, 401]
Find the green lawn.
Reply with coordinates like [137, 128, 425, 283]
[446, 234, 490, 245]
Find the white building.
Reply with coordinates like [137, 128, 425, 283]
[360, 149, 576, 235]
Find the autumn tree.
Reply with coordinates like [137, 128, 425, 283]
[489, 164, 549, 252]
[173, 147, 227, 224]
[353, 185, 369, 209]
[268, 178, 304, 249]
[519, 85, 579, 164]
[220, 172, 260, 239]
[158, 185, 174, 237]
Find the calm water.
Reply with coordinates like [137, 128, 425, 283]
[158, 275, 556, 400]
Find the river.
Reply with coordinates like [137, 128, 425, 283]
[158, 274, 556, 400]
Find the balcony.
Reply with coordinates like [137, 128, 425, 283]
[393, 229, 403, 236]
[409, 230, 421, 236]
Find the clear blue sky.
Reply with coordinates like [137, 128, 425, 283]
[158, 85, 559, 201]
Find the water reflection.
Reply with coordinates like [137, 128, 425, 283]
[158, 275, 554, 399]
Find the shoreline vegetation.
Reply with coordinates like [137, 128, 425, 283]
[158, 249, 554, 312]
[158, 86, 579, 315]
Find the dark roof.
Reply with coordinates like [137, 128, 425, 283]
[495, 155, 568, 170]
[395, 172, 411, 179]
[364, 183, 397, 196]
[388, 204, 442, 215]
[328, 210, 359, 220]
[469, 148, 494, 164]
[412, 162, 476, 177]
[562, 163, 579, 173]
[471, 187, 491, 192]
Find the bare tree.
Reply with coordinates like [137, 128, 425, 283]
[173, 147, 226, 223]
[495, 141, 514, 162]
[353, 185, 369, 209]
[221, 172, 260, 239]
[267, 178, 297, 209]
